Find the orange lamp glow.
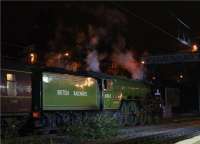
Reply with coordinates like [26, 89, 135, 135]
[192, 44, 198, 52]
[28, 52, 38, 64]
[64, 52, 69, 57]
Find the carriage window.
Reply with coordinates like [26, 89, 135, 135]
[0, 71, 31, 97]
[6, 73, 15, 81]
[103, 80, 113, 91]
[6, 73, 17, 96]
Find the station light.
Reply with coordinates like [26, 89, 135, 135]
[179, 74, 183, 79]
[192, 44, 198, 52]
[64, 52, 69, 57]
[152, 76, 156, 80]
[141, 60, 145, 64]
[28, 52, 38, 64]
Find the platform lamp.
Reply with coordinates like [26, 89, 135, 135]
[26, 45, 38, 65]
[192, 44, 198, 52]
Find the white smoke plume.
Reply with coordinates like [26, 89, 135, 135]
[86, 50, 100, 72]
[44, 4, 146, 78]
[112, 51, 144, 80]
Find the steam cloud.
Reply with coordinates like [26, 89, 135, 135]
[45, 4, 145, 80]
[112, 51, 144, 80]
[86, 50, 100, 72]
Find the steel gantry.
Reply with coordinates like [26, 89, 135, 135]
[142, 52, 200, 64]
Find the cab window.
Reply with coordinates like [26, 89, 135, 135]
[103, 79, 113, 91]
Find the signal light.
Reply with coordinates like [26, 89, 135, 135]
[32, 111, 41, 119]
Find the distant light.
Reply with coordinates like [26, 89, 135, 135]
[192, 44, 198, 52]
[152, 76, 156, 80]
[64, 52, 69, 57]
[179, 74, 183, 79]
[141, 60, 145, 64]
[154, 89, 161, 96]
[28, 52, 37, 64]
[30, 53, 34, 62]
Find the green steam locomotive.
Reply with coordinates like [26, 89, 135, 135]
[32, 68, 161, 129]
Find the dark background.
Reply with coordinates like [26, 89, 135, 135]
[2, 2, 200, 112]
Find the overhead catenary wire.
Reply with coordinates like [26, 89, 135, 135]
[168, 11, 191, 30]
[112, 2, 191, 48]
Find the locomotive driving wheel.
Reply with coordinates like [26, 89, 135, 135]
[120, 100, 139, 126]
[138, 108, 147, 125]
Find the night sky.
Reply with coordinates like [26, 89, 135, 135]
[2, 2, 200, 53]
[2, 2, 200, 82]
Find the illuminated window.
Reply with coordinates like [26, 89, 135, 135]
[6, 73, 15, 81]
[6, 73, 17, 96]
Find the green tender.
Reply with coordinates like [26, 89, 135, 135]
[42, 72, 100, 110]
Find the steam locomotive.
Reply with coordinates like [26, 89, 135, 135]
[1, 64, 162, 136]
